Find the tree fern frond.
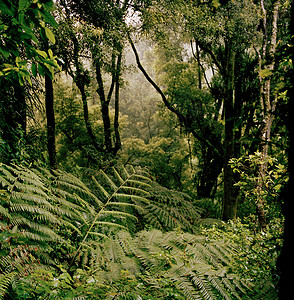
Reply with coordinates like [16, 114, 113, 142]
[144, 212, 166, 231]
[106, 201, 144, 212]
[9, 204, 62, 223]
[189, 271, 216, 300]
[221, 277, 242, 300]
[72, 193, 96, 216]
[86, 232, 110, 239]
[0, 204, 10, 219]
[0, 272, 16, 300]
[171, 273, 200, 300]
[127, 179, 151, 188]
[100, 170, 118, 191]
[91, 175, 110, 200]
[91, 222, 127, 230]
[209, 277, 232, 300]
[113, 193, 150, 205]
[112, 167, 125, 184]
[119, 186, 150, 196]
[10, 191, 52, 207]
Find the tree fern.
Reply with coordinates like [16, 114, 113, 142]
[68, 166, 152, 271]
[143, 183, 203, 233]
[0, 163, 269, 299]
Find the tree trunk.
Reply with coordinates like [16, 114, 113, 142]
[60, 1, 101, 153]
[95, 62, 113, 152]
[277, 1, 294, 295]
[45, 74, 57, 169]
[114, 48, 122, 154]
[256, 0, 280, 229]
[222, 46, 238, 221]
[77, 81, 102, 151]
[129, 34, 224, 198]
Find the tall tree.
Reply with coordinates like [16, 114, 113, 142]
[56, 1, 102, 153]
[67, 0, 128, 155]
[255, 0, 281, 228]
[130, 0, 260, 219]
[278, 0, 294, 295]
[0, 0, 59, 164]
[44, 73, 57, 169]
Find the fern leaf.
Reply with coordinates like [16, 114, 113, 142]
[209, 277, 232, 300]
[113, 193, 150, 205]
[98, 210, 138, 221]
[92, 176, 110, 200]
[112, 167, 125, 184]
[0, 272, 16, 300]
[92, 222, 127, 230]
[87, 232, 110, 239]
[100, 170, 118, 191]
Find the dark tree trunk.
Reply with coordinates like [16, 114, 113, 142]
[60, 1, 101, 153]
[13, 85, 26, 133]
[0, 84, 26, 162]
[197, 135, 223, 198]
[222, 46, 238, 221]
[114, 49, 122, 154]
[45, 74, 57, 169]
[77, 81, 101, 151]
[95, 62, 113, 153]
[278, 2, 294, 295]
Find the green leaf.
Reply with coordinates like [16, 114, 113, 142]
[259, 69, 272, 79]
[35, 49, 48, 58]
[18, 0, 30, 12]
[45, 27, 55, 44]
[48, 49, 53, 59]
[212, 0, 221, 8]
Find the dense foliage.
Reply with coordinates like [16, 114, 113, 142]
[0, 0, 292, 299]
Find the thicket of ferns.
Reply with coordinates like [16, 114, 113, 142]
[0, 164, 271, 299]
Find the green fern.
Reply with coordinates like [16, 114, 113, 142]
[143, 183, 203, 233]
[68, 166, 152, 271]
[0, 163, 264, 299]
[65, 229, 251, 299]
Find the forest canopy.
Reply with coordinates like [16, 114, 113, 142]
[0, 0, 293, 299]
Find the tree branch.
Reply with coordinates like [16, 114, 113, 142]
[128, 33, 223, 158]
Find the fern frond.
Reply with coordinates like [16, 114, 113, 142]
[112, 167, 125, 184]
[113, 193, 150, 205]
[99, 210, 138, 220]
[92, 222, 127, 230]
[0, 272, 16, 300]
[209, 277, 232, 300]
[86, 232, 110, 239]
[100, 170, 118, 191]
[91, 175, 110, 200]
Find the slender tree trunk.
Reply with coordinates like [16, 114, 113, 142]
[77, 82, 101, 151]
[222, 46, 238, 221]
[256, 0, 280, 228]
[114, 49, 122, 154]
[95, 62, 113, 152]
[45, 74, 57, 169]
[61, 1, 101, 153]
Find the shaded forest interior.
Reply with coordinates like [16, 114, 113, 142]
[0, 0, 293, 299]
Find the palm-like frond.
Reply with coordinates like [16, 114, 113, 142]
[75, 229, 251, 299]
[143, 183, 203, 233]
